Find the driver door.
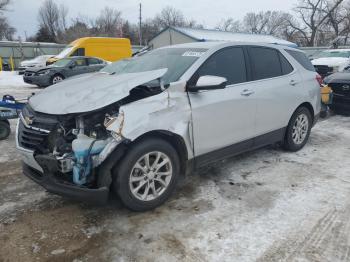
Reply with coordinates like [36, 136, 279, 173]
[188, 47, 257, 163]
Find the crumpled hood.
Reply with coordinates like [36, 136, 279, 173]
[29, 68, 167, 115]
[312, 57, 350, 67]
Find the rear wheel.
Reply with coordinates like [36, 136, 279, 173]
[283, 107, 312, 152]
[113, 138, 180, 211]
[0, 121, 11, 140]
[51, 74, 64, 85]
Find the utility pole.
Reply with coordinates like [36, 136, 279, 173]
[139, 3, 142, 46]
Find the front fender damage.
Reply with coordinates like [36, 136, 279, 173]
[105, 82, 194, 159]
[97, 82, 193, 189]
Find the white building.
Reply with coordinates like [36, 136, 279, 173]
[148, 26, 297, 49]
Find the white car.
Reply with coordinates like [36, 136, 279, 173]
[19, 55, 53, 74]
[16, 42, 321, 211]
[312, 49, 350, 77]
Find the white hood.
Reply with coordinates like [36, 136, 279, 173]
[29, 68, 168, 115]
[312, 57, 350, 68]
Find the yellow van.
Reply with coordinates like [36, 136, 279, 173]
[47, 37, 132, 65]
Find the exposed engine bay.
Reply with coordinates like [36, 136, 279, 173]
[19, 82, 164, 188]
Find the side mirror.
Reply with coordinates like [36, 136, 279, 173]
[187, 75, 227, 92]
[69, 64, 75, 69]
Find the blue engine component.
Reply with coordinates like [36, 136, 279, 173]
[72, 134, 108, 185]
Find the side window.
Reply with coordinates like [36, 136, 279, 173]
[88, 58, 102, 65]
[74, 59, 87, 67]
[279, 53, 294, 75]
[285, 49, 315, 72]
[194, 47, 247, 85]
[249, 47, 282, 80]
[70, 48, 85, 57]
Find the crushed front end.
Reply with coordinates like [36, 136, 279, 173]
[16, 104, 123, 204]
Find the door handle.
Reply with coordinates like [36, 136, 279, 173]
[241, 89, 255, 96]
[290, 79, 298, 86]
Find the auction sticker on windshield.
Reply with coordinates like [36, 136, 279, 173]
[182, 51, 206, 57]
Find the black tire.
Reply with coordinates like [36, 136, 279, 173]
[283, 107, 312, 152]
[0, 121, 11, 140]
[113, 138, 180, 212]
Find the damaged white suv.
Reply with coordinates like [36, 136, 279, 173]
[16, 42, 321, 211]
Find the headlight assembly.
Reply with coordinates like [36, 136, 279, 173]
[104, 111, 125, 139]
[37, 70, 51, 75]
[332, 66, 340, 73]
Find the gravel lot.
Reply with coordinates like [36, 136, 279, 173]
[1, 72, 350, 262]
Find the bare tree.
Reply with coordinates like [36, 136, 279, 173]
[94, 7, 123, 37]
[242, 11, 293, 36]
[58, 3, 68, 31]
[0, 0, 10, 11]
[289, 0, 344, 46]
[216, 18, 241, 32]
[0, 0, 15, 40]
[154, 6, 186, 28]
[38, 0, 68, 42]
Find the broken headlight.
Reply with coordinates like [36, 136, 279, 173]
[104, 111, 125, 139]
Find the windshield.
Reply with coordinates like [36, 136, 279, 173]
[52, 58, 72, 67]
[319, 51, 350, 58]
[101, 48, 208, 84]
[55, 46, 74, 59]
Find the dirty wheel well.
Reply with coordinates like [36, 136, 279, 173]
[133, 131, 188, 176]
[297, 102, 314, 123]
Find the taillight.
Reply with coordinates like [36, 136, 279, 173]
[316, 74, 323, 87]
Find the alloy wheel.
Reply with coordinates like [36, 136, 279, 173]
[292, 113, 309, 145]
[129, 151, 173, 201]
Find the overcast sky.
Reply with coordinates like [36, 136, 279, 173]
[6, 0, 296, 39]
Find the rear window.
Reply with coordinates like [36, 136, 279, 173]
[286, 49, 315, 72]
[88, 58, 103, 65]
[279, 53, 294, 75]
[249, 47, 282, 80]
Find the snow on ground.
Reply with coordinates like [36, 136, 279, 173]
[0, 81, 350, 261]
[0, 71, 40, 98]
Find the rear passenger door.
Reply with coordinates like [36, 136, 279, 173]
[188, 47, 257, 161]
[247, 46, 303, 140]
[87, 58, 105, 73]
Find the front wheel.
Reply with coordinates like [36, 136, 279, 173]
[283, 107, 312, 152]
[0, 121, 11, 140]
[113, 138, 180, 211]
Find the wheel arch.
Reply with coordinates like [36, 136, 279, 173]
[51, 73, 65, 82]
[132, 130, 189, 176]
[295, 102, 315, 123]
[97, 130, 190, 189]
[285, 102, 314, 135]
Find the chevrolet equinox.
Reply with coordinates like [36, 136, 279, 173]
[16, 42, 321, 211]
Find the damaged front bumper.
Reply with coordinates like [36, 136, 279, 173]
[16, 117, 119, 205]
[22, 162, 109, 205]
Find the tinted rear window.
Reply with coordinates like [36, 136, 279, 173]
[249, 47, 282, 80]
[286, 49, 315, 72]
[279, 53, 294, 75]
